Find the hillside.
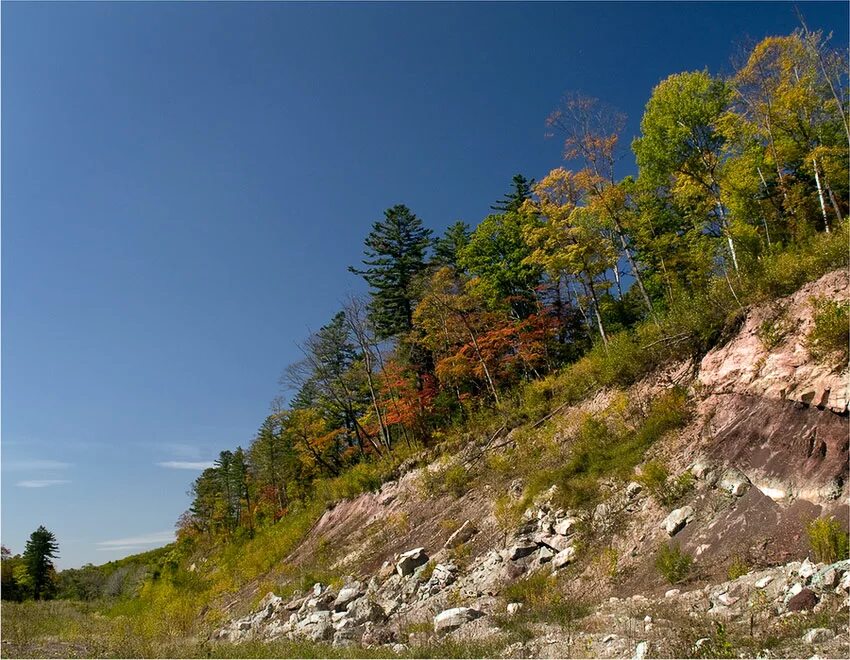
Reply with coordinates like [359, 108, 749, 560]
[210, 268, 849, 659]
[4, 264, 848, 659]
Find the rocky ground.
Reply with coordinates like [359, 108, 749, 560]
[212, 270, 850, 658]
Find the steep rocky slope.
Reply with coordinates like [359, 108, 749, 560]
[214, 270, 849, 658]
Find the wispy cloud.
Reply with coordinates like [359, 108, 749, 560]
[156, 460, 215, 470]
[4, 459, 72, 471]
[96, 531, 174, 552]
[17, 479, 71, 488]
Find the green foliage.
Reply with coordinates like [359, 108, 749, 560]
[639, 463, 695, 507]
[22, 526, 59, 601]
[501, 571, 590, 626]
[349, 204, 432, 338]
[656, 543, 694, 584]
[805, 297, 849, 364]
[727, 556, 749, 581]
[757, 313, 790, 350]
[807, 516, 850, 563]
[691, 622, 736, 659]
[458, 211, 542, 316]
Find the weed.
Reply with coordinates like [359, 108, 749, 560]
[807, 516, 850, 563]
[805, 297, 849, 365]
[727, 556, 749, 581]
[656, 543, 693, 584]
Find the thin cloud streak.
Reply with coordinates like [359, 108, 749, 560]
[5, 459, 72, 471]
[17, 479, 71, 488]
[96, 531, 175, 549]
[157, 460, 215, 470]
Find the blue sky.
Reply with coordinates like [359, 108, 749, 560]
[3, 2, 847, 568]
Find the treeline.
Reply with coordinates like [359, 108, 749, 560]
[178, 29, 848, 544]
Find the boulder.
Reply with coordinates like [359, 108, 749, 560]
[626, 482, 643, 498]
[506, 602, 523, 616]
[554, 517, 578, 536]
[798, 558, 817, 581]
[258, 591, 282, 615]
[334, 583, 364, 611]
[348, 598, 385, 625]
[505, 538, 538, 561]
[552, 546, 577, 569]
[718, 468, 750, 497]
[537, 546, 555, 564]
[396, 548, 429, 576]
[755, 575, 774, 589]
[662, 506, 695, 536]
[444, 520, 477, 549]
[802, 628, 835, 644]
[633, 640, 648, 660]
[787, 588, 819, 612]
[433, 606, 483, 632]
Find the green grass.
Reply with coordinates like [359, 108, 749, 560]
[656, 543, 693, 585]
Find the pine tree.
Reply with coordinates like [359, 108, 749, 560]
[432, 221, 471, 270]
[491, 174, 534, 213]
[349, 205, 432, 339]
[22, 526, 59, 600]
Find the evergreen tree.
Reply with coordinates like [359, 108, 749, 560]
[349, 205, 432, 338]
[491, 174, 534, 213]
[432, 221, 471, 270]
[22, 526, 59, 600]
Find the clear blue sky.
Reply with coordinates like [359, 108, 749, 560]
[3, 2, 847, 568]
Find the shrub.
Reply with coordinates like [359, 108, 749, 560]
[727, 556, 749, 581]
[805, 297, 849, 365]
[443, 463, 470, 497]
[757, 312, 791, 350]
[501, 572, 589, 626]
[638, 461, 669, 501]
[656, 543, 693, 584]
[807, 516, 850, 563]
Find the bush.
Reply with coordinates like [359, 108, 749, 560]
[805, 297, 849, 365]
[757, 312, 791, 350]
[807, 516, 850, 563]
[727, 556, 749, 581]
[501, 572, 589, 626]
[656, 543, 693, 584]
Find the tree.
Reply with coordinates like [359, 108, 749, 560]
[431, 221, 471, 269]
[633, 71, 739, 273]
[547, 93, 653, 312]
[349, 204, 432, 338]
[22, 526, 59, 600]
[491, 174, 535, 213]
[458, 212, 542, 317]
[522, 168, 617, 346]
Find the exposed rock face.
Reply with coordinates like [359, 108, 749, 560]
[698, 269, 849, 413]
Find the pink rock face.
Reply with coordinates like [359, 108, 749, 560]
[698, 270, 849, 414]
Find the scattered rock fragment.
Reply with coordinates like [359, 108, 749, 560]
[433, 607, 482, 632]
[396, 548, 429, 576]
[662, 506, 694, 536]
